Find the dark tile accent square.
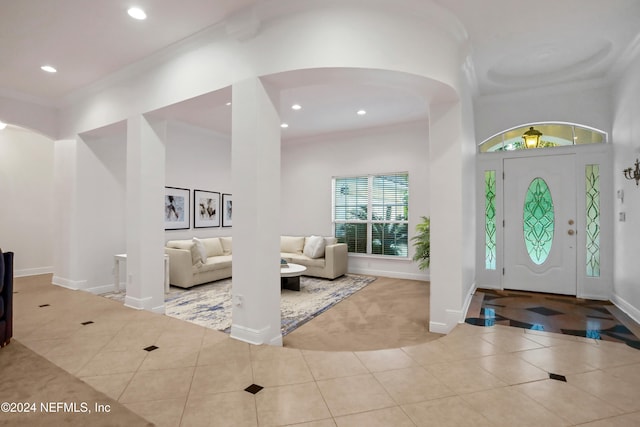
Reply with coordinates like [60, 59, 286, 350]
[143, 345, 159, 352]
[526, 306, 563, 316]
[81, 321, 94, 325]
[549, 373, 567, 382]
[244, 384, 264, 394]
[38, 304, 50, 307]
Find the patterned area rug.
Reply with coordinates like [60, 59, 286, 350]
[104, 274, 376, 336]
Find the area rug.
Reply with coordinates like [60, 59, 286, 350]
[105, 274, 376, 336]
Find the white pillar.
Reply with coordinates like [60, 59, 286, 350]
[230, 77, 282, 346]
[125, 116, 166, 313]
[428, 102, 466, 334]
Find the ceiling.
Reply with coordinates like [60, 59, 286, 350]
[2, 0, 639, 139]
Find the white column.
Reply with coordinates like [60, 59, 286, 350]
[125, 116, 166, 313]
[428, 102, 466, 334]
[230, 77, 282, 346]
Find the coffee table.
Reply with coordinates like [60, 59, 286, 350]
[280, 263, 307, 291]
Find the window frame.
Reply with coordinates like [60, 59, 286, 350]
[332, 172, 409, 258]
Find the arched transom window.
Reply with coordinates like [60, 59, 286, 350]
[479, 122, 607, 153]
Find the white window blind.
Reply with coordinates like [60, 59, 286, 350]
[333, 173, 409, 257]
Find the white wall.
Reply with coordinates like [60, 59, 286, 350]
[164, 121, 232, 241]
[474, 81, 613, 144]
[612, 54, 640, 322]
[281, 120, 430, 280]
[0, 126, 54, 275]
[72, 133, 127, 291]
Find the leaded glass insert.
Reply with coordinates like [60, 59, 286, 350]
[586, 165, 600, 277]
[485, 171, 497, 269]
[523, 178, 554, 265]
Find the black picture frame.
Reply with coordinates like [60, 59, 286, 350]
[222, 193, 233, 227]
[165, 186, 190, 230]
[194, 190, 220, 228]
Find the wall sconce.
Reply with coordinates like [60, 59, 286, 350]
[623, 158, 640, 186]
[522, 126, 542, 149]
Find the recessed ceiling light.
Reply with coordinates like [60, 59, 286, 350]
[280, 123, 289, 128]
[291, 104, 302, 110]
[0, 122, 7, 130]
[357, 109, 367, 115]
[41, 65, 57, 73]
[128, 7, 147, 20]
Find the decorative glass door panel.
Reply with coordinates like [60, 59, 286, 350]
[504, 155, 577, 295]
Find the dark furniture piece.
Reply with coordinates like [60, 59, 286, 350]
[0, 249, 13, 347]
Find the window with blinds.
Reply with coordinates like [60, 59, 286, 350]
[333, 173, 409, 257]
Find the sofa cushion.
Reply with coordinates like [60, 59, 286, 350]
[197, 255, 232, 273]
[325, 237, 338, 246]
[193, 237, 207, 264]
[284, 253, 326, 268]
[202, 237, 224, 257]
[281, 236, 305, 254]
[220, 237, 233, 255]
[166, 240, 201, 265]
[303, 235, 326, 259]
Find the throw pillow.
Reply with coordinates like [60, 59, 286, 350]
[193, 237, 207, 264]
[220, 237, 233, 255]
[281, 236, 305, 254]
[202, 238, 224, 257]
[324, 237, 338, 246]
[166, 240, 201, 265]
[304, 235, 326, 259]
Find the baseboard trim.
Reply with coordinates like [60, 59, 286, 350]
[124, 295, 152, 310]
[348, 268, 429, 281]
[230, 324, 283, 346]
[14, 266, 54, 278]
[462, 282, 477, 321]
[52, 276, 86, 290]
[611, 292, 640, 326]
[86, 284, 118, 295]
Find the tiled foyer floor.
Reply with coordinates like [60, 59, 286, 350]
[10, 274, 640, 426]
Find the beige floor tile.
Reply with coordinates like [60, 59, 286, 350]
[256, 382, 331, 426]
[252, 352, 314, 387]
[475, 353, 548, 385]
[567, 369, 640, 412]
[514, 379, 624, 425]
[479, 329, 544, 352]
[181, 391, 258, 427]
[302, 350, 369, 380]
[189, 360, 253, 395]
[124, 398, 186, 427]
[401, 340, 452, 365]
[461, 386, 568, 427]
[576, 411, 640, 427]
[604, 362, 640, 383]
[197, 336, 251, 366]
[402, 396, 492, 427]
[438, 334, 503, 360]
[46, 332, 112, 357]
[517, 345, 598, 375]
[335, 406, 414, 427]
[425, 360, 506, 394]
[288, 420, 337, 427]
[522, 330, 580, 347]
[374, 366, 455, 404]
[316, 373, 395, 417]
[138, 346, 200, 371]
[76, 348, 148, 377]
[104, 328, 164, 352]
[80, 372, 135, 401]
[119, 367, 195, 404]
[579, 341, 640, 369]
[251, 343, 302, 361]
[354, 348, 418, 372]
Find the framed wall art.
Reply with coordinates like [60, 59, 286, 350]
[222, 193, 233, 227]
[165, 186, 190, 230]
[194, 190, 220, 228]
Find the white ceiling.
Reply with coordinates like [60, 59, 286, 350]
[2, 0, 639, 139]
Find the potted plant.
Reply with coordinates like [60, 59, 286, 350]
[411, 216, 430, 270]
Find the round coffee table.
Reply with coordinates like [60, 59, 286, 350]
[280, 263, 307, 291]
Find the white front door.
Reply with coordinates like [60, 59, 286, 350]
[503, 155, 577, 295]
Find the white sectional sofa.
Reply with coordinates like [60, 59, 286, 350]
[164, 235, 348, 288]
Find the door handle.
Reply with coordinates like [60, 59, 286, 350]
[568, 229, 575, 236]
